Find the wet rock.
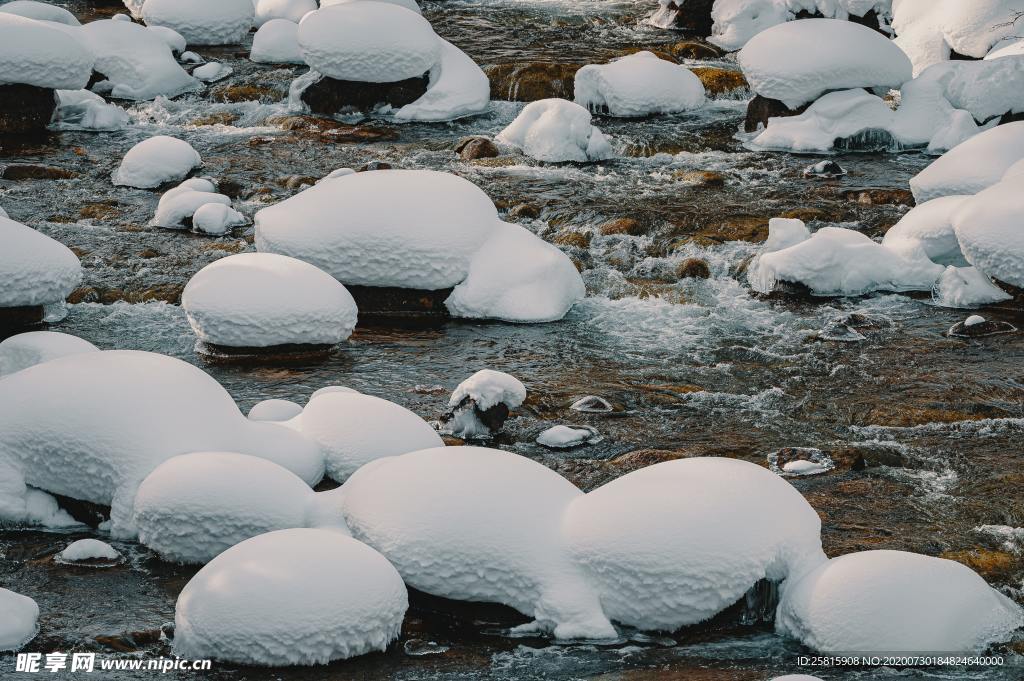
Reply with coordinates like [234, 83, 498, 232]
[600, 217, 645, 236]
[469, 156, 525, 168]
[690, 67, 748, 97]
[669, 41, 723, 60]
[818, 312, 893, 342]
[570, 395, 614, 413]
[267, 115, 400, 143]
[281, 175, 318, 190]
[49, 493, 109, 527]
[841, 187, 914, 206]
[554, 231, 591, 249]
[0, 305, 44, 332]
[779, 207, 844, 223]
[346, 284, 452, 323]
[674, 169, 725, 187]
[508, 203, 541, 219]
[455, 136, 499, 161]
[210, 84, 285, 103]
[403, 639, 450, 657]
[1, 164, 76, 180]
[675, 257, 711, 279]
[647, 0, 714, 34]
[94, 629, 162, 653]
[614, 47, 679, 63]
[66, 286, 99, 304]
[696, 215, 769, 243]
[939, 549, 1018, 582]
[321, 126, 399, 143]
[79, 202, 120, 221]
[357, 160, 393, 172]
[440, 396, 512, 440]
[863, 404, 1001, 428]
[947, 315, 1017, 338]
[299, 72, 429, 117]
[744, 94, 808, 133]
[608, 448, 688, 473]
[0, 84, 57, 134]
[195, 341, 337, 365]
[138, 248, 161, 259]
[190, 111, 240, 126]
[484, 62, 580, 102]
[803, 160, 847, 179]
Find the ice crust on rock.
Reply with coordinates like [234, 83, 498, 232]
[910, 122, 1024, 202]
[56, 538, 121, 563]
[881, 194, 969, 266]
[182, 253, 358, 348]
[951, 177, 1024, 288]
[496, 98, 613, 162]
[0, 331, 98, 378]
[0, 14, 93, 90]
[113, 136, 201, 189]
[175, 528, 407, 665]
[249, 398, 304, 422]
[0, 216, 83, 308]
[574, 51, 705, 117]
[251, 19, 304, 64]
[0, 588, 38, 651]
[142, 0, 254, 46]
[53, 90, 130, 132]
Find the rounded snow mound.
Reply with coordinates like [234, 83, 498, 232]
[0, 588, 38, 651]
[0, 1, 80, 25]
[294, 392, 443, 482]
[297, 3, 440, 82]
[563, 457, 827, 631]
[182, 253, 358, 348]
[175, 528, 407, 665]
[341, 447, 616, 640]
[0, 13, 93, 90]
[251, 19, 304, 64]
[254, 0, 316, 27]
[55, 538, 122, 565]
[0, 350, 324, 537]
[574, 52, 705, 117]
[496, 98, 613, 163]
[910, 122, 1024, 203]
[881, 195, 970, 266]
[321, 0, 421, 12]
[777, 550, 1024, 653]
[113, 136, 201, 189]
[0, 331, 97, 378]
[248, 398, 303, 422]
[952, 178, 1024, 288]
[142, 0, 253, 46]
[739, 18, 912, 108]
[255, 169, 499, 290]
[449, 369, 526, 411]
[0, 216, 82, 308]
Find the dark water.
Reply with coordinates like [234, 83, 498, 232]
[1, 0, 1023, 678]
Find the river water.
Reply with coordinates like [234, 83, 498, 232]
[1, 0, 1023, 678]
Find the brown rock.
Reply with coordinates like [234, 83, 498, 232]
[0, 84, 56, 134]
[484, 63, 581, 102]
[210, 84, 285, 103]
[190, 111, 240, 126]
[1, 164, 76, 180]
[744, 94, 808, 132]
[67, 286, 99, 304]
[939, 549, 1018, 581]
[508, 203, 541, 219]
[357, 161, 393, 172]
[690, 67, 748, 97]
[648, 0, 714, 33]
[841, 187, 915, 206]
[608, 449, 689, 473]
[600, 217, 645, 236]
[138, 248, 161, 259]
[455, 136, 499, 161]
[676, 257, 711, 279]
[554, 231, 591, 249]
[669, 41, 724, 60]
[674, 169, 725, 187]
[79, 202, 120, 220]
[696, 215, 769, 243]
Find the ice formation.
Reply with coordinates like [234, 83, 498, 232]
[175, 529, 407, 665]
[933, 266, 1012, 309]
[910, 122, 1024, 202]
[182, 253, 358, 348]
[0, 588, 38, 651]
[53, 90, 130, 132]
[0, 331, 98, 378]
[142, 0, 254, 45]
[574, 51, 705, 117]
[112, 136, 201, 189]
[777, 550, 1024, 653]
[881, 195, 969, 266]
[192, 61, 232, 83]
[0, 13, 93, 90]
[0, 1, 79, 25]
[56, 538, 121, 564]
[951, 177, 1024, 288]
[251, 19, 304, 64]
[0, 216, 82, 308]
[254, 0, 316, 26]
[248, 398, 304, 422]
[495, 98, 614, 162]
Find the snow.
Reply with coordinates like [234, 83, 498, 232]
[776, 550, 1024, 653]
[147, 25, 186, 55]
[0, 216, 82, 308]
[56, 538, 121, 563]
[449, 370, 526, 411]
[881, 195, 969, 266]
[574, 51, 705, 117]
[0, 588, 38, 651]
[292, 392, 443, 482]
[709, 0, 791, 52]
[763, 217, 810, 253]
[910, 122, 1024, 202]
[0, 1, 79, 25]
[0, 331, 98, 378]
[249, 399, 304, 421]
[182, 253, 358, 348]
[341, 447, 616, 640]
[496, 98, 614, 162]
[191, 202, 246, 236]
[113, 136, 201, 189]
[0, 461, 79, 528]
[564, 457, 826, 631]
[750, 226, 944, 296]
[175, 528, 407, 665]
[750, 89, 895, 152]
[0, 14, 93, 90]
[988, 38, 1024, 60]
[251, 19, 304, 64]
[322, 0, 422, 12]
[782, 459, 828, 475]
[536, 425, 600, 448]
[53, 90, 130, 131]
[309, 385, 360, 400]
[142, 0, 254, 46]
[78, 19, 200, 101]
[297, 3, 440, 82]
[255, 0, 316, 26]
[392, 39, 490, 123]
[951, 178, 1024, 288]
[966, 314, 987, 327]
[255, 169, 499, 290]
[152, 179, 234, 230]
[134, 452, 325, 563]
[0, 350, 324, 537]
[446, 221, 586, 322]
[193, 61, 233, 83]
[738, 19, 911, 108]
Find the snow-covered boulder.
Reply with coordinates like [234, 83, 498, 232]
[0, 14, 92, 90]
[251, 19, 304, 64]
[0, 350, 324, 537]
[292, 392, 443, 482]
[564, 457, 826, 631]
[910, 58, 1024, 126]
[739, 18, 911, 109]
[248, 398, 303, 421]
[441, 369, 526, 438]
[0, 331, 98, 378]
[151, 179, 240, 231]
[255, 0, 316, 26]
[777, 550, 1024, 653]
[536, 425, 600, 448]
[142, 0, 254, 45]
[951, 178, 1024, 288]
[341, 447, 616, 640]
[0, 1, 79, 25]
[0, 216, 82, 310]
[574, 51, 705, 117]
[445, 221, 585, 322]
[256, 169, 498, 290]
[749, 88, 895, 152]
[881, 194, 969, 265]
[55, 538, 122, 565]
[910, 122, 1024, 202]
[496, 98, 613, 162]
[112, 136, 201, 189]
[0, 588, 38, 651]
[182, 253, 358, 349]
[192, 202, 245, 236]
[175, 528, 407, 665]
[933, 265, 1012, 309]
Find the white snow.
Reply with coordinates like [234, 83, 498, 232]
[182, 253, 358, 348]
[495, 98, 614, 162]
[777, 550, 1024, 653]
[191, 202, 246, 236]
[966, 314, 987, 327]
[449, 370, 526, 411]
[142, 0, 254, 46]
[56, 538, 121, 563]
[193, 61, 232, 83]
[113, 136, 201, 189]
[763, 217, 811, 253]
[147, 25, 186, 55]
[910, 122, 1024, 202]
[951, 177, 1024, 288]
[750, 88, 895, 152]
[392, 39, 490, 123]
[0, 350, 324, 537]
[309, 385, 360, 401]
[0, 216, 82, 308]
[0, 588, 38, 651]
[254, 0, 315, 26]
[574, 51, 705, 117]
[912, 58, 1024, 125]
[445, 221, 586, 322]
[251, 19, 304, 64]
[0, 1, 79, 25]
[782, 459, 828, 475]
[256, 169, 499, 290]
[291, 392, 443, 482]
[738, 19, 911, 108]
[881, 195, 969, 266]
[341, 446, 617, 640]
[248, 398, 304, 421]
[564, 457, 826, 631]
[0, 331, 98, 378]
[988, 38, 1024, 60]
[708, 0, 790, 52]
[53, 90, 130, 131]
[536, 425, 599, 448]
[0, 461, 80, 528]
[322, 0, 421, 12]
[0, 13, 93, 90]
[174, 528, 407, 665]
[933, 266, 1013, 309]
[152, 179, 235, 230]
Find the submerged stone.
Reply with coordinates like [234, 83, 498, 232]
[455, 136, 499, 161]
[947, 316, 1017, 338]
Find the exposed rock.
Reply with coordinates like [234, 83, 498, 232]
[1, 164, 76, 180]
[675, 257, 711, 279]
[210, 84, 285, 103]
[939, 548, 1018, 582]
[0, 84, 57, 134]
[947, 317, 1016, 338]
[803, 160, 847, 179]
[455, 136, 499, 161]
[440, 395, 512, 440]
[600, 217, 645, 236]
[79, 202, 120, 220]
[190, 111, 240, 126]
[195, 341, 337, 365]
[694, 215, 769, 243]
[0, 305, 44, 331]
[744, 94, 808, 133]
[690, 67, 748, 97]
[647, 0, 714, 34]
[484, 62, 580, 102]
[674, 169, 725, 187]
[357, 160, 393, 172]
[554, 231, 591, 249]
[669, 41, 723, 60]
[346, 285, 453, 323]
[841, 187, 914, 206]
[299, 72, 429, 117]
[508, 203, 541, 219]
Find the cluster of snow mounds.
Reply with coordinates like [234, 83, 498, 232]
[0, 13, 93, 90]
[152, 178, 245, 234]
[142, 0, 254, 45]
[251, 19, 304, 64]
[0, 216, 83, 309]
[113, 136, 201, 189]
[181, 253, 358, 349]
[0, 331, 98, 378]
[777, 550, 1024, 653]
[574, 52, 705, 117]
[0, 350, 324, 537]
[496, 99, 613, 162]
[175, 529, 407, 665]
[910, 122, 1024, 203]
[0, 588, 38, 651]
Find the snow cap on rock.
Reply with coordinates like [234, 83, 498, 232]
[113, 136, 201, 189]
[0, 216, 82, 308]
